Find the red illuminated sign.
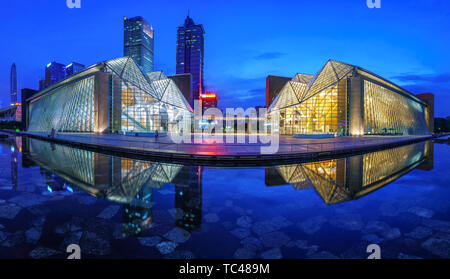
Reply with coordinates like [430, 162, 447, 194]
[200, 93, 217, 99]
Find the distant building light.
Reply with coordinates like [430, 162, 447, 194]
[65, 185, 74, 193]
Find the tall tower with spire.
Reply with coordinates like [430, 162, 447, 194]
[176, 14, 205, 107]
[10, 63, 17, 105]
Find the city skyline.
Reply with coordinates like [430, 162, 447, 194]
[1, 0, 449, 117]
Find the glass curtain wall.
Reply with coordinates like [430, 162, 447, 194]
[28, 76, 95, 132]
[363, 81, 428, 135]
[104, 57, 193, 134]
[269, 60, 430, 137]
[27, 57, 193, 135]
[269, 60, 353, 136]
[278, 80, 348, 136]
[120, 80, 164, 132]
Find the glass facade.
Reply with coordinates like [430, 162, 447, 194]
[27, 57, 193, 134]
[124, 16, 154, 73]
[269, 61, 352, 136]
[269, 60, 431, 136]
[276, 81, 348, 135]
[363, 80, 428, 135]
[28, 76, 95, 132]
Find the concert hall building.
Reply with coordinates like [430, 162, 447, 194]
[268, 60, 434, 137]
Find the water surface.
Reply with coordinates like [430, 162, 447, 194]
[0, 136, 449, 259]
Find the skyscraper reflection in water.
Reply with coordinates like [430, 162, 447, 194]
[174, 166, 203, 232]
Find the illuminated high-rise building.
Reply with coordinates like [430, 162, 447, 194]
[65, 62, 85, 77]
[44, 62, 65, 88]
[176, 15, 205, 107]
[124, 16, 154, 73]
[10, 63, 17, 105]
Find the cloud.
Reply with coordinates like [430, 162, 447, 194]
[254, 52, 285, 60]
[223, 76, 264, 86]
[391, 73, 450, 83]
[401, 83, 450, 117]
[384, 72, 450, 117]
[218, 86, 266, 109]
[236, 88, 265, 101]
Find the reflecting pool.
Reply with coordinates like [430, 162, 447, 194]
[0, 136, 449, 259]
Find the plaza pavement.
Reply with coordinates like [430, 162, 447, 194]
[16, 132, 431, 162]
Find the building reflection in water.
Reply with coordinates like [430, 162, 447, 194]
[22, 137, 200, 236]
[0, 136, 22, 190]
[265, 141, 434, 204]
[13, 137, 434, 237]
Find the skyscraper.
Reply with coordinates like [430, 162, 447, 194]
[65, 62, 85, 77]
[124, 16, 154, 73]
[10, 63, 17, 105]
[44, 62, 65, 88]
[176, 15, 205, 107]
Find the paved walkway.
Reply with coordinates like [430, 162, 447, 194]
[20, 132, 431, 158]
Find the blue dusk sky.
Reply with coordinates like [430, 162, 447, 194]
[1, 0, 449, 116]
